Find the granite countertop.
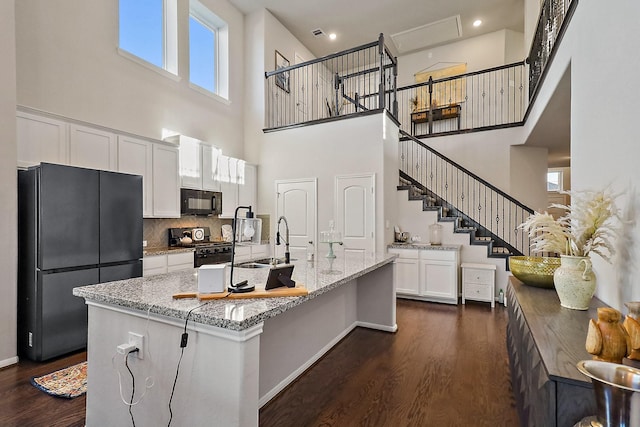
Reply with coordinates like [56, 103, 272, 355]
[143, 246, 195, 256]
[387, 242, 461, 251]
[73, 253, 397, 331]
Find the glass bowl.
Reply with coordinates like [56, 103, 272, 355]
[509, 256, 561, 289]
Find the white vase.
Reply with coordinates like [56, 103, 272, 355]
[553, 255, 596, 310]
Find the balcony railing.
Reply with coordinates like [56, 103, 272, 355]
[264, 34, 397, 130]
[528, 0, 577, 99]
[396, 62, 526, 137]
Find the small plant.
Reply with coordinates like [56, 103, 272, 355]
[519, 188, 620, 262]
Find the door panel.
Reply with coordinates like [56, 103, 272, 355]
[276, 179, 317, 261]
[39, 268, 98, 360]
[100, 170, 143, 264]
[336, 174, 375, 257]
[39, 163, 100, 270]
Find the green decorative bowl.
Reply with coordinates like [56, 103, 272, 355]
[509, 256, 561, 289]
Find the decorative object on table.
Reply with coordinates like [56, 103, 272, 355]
[429, 222, 442, 245]
[576, 360, 640, 427]
[394, 225, 410, 243]
[623, 301, 640, 365]
[586, 307, 630, 364]
[274, 50, 290, 93]
[221, 224, 233, 242]
[508, 256, 561, 289]
[320, 221, 343, 259]
[228, 206, 255, 293]
[31, 361, 87, 398]
[519, 188, 620, 310]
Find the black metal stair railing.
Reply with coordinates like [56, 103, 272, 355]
[264, 34, 397, 130]
[396, 62, 526, 137]
[399, 130, 535, 256]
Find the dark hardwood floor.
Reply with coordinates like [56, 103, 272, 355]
[0, 299, 518, 427]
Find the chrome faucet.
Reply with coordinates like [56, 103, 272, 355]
[276, 215, 290, 264]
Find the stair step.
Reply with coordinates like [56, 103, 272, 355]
[492, 247, 511, 254]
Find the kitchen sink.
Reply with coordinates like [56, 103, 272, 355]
[234, 262, 270, 269]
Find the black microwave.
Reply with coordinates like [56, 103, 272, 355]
[180, 189, 222, 216]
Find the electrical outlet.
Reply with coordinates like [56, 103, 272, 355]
[142, 240, 147, 247]
[129, 332, 144, 360]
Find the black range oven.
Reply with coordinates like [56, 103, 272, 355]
[168, 227, 232, 267]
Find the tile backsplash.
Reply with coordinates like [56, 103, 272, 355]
[144, 214, 271, 248]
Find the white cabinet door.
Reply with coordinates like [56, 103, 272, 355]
[152, 143, 180, 218]
[395, 257, 420, 295]
[202, 144, 221, 191]
[118, 136, 152, 217]
[143, 255, 167, 277]
[419, 250, 459, 304]
[17, 111, 68, 168]
[69, 124, 117, 171]
[167, 252, 194, 272]
[220, 181, 239, 217]
[238, 163, 257, 210]
[179, 137, 203, 189]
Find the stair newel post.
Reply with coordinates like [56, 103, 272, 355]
[378, 33, 386, 111]
[428, 76, 434, 134]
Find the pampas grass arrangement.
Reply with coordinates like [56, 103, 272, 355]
[519, 188, 620, 261]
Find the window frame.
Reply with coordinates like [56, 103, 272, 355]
[547, 170, 563, 192]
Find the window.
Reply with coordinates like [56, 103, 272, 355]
[189, 0, 229, 98]
[547, 170, 563, 191]
[119, 0, 177, 75]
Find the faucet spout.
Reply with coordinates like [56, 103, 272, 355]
[276, 216, 291, 264]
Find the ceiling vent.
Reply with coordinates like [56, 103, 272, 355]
[311, 28, 326, 37]
[391, 15, 462, 54]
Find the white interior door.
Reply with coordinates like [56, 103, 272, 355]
[335, 174, 375, 258]
[275, 179, 317, 261]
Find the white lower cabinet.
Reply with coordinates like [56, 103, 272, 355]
[390, 247, 459, 304]
[144, 251, 194, 277]
[461, 263, 496, 308]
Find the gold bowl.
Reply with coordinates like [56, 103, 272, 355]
[509, 256, 561, 289]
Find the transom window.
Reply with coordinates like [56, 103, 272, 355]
[118, 0, 177, 75]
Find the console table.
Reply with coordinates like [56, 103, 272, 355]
[507, 277, 600, 427]
[410, 104, 461, 134]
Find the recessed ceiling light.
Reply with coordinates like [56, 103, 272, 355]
[329, 33, 337, 40]
[473, 19, 482, 27]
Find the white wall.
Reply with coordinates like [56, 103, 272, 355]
[258, 113, 398, 253]
[397, 29, 523, 87]
[243, 9, 315, 165]
[509, 145, 548, 211]
[16, 0, 246, 157]
[570, 2, 640, 307]
[0, 0, 18, 367]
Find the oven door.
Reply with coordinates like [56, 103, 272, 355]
[194, 247, 232, 267]
[180, 189, 222, 216]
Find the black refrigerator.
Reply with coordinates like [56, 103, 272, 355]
[18, 162, 143, 361]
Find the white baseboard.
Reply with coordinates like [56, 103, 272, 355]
[0, 356, 19, 369]
[356, 320, 398, 333]
[259, 321, 359, 407]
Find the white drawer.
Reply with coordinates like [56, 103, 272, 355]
[465, 283, 492, 300]
[464, 268, 494, 285]
[144, 254, 166, 270]
[389, 248, 419, 259]
[167, 251, 194, 267]
[419, 249, 456, 261]
[235, 246, 252, 256]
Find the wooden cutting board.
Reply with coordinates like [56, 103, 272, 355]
[173, 285, 308, 300]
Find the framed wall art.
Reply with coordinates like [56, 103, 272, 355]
[275, 50, 290, 93]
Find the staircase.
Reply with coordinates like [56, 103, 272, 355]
[398, 130, 535, 268]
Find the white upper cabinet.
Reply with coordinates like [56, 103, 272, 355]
[17, 111, 69, 168]
[69, 124, 117, 171]
[238, 163, 257, 212]
[117, 136, 153, 217]
[219, 155, 239, 218]
[178, 136, 203, 189]
[202, 144, 221, 192]
[152, 143, 180, 218]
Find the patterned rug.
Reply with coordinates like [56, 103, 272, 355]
[30, 361, 87, 399]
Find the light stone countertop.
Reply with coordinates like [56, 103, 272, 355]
[387, 243, 461, 251]
[143, 246, 195, 256]
[73, 253, 396, 331]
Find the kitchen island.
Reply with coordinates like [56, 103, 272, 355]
[73, 253, 397, 427]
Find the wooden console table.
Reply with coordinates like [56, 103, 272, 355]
[410, 104, 461, 134]
[507, 277, 601, 426]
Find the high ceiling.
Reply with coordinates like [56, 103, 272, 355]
[228, 0, 525, 58]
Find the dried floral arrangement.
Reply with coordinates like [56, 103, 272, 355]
[519, 188, 620, 262]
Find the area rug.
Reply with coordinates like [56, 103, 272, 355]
[30, 361, 87, 399]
